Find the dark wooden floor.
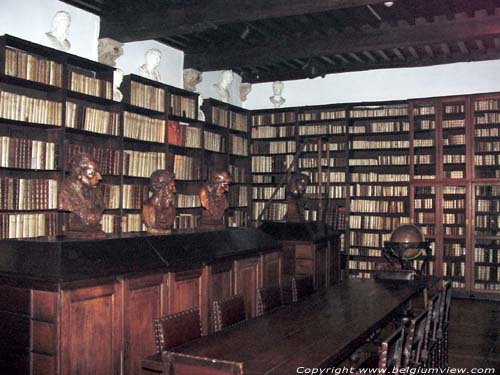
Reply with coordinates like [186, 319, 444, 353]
[449, 298, 500, 370]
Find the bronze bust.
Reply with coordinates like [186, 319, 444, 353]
[142, 170, 176, 234]
[284, 172, 310, 222]
[199, 171, 232, 230]
[59, 153, 106, 238]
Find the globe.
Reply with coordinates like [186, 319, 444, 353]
[388, 224, 426, 260]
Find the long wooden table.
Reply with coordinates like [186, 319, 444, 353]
[142, 277, 437, 375]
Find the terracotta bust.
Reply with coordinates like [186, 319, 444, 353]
[59, 153, 105, 237]
[142, 170, 176, 234]
[199, 171, 232, 229]
[284, 173, 310, 222]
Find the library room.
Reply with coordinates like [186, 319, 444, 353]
[0, 0, 499, 374]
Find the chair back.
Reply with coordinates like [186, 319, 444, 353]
[213, 294, 246, 332]
[256, 286, 283, 316]
[379, 326, 405, 370]
[153, 307, 201, 355]
[162, 351, 243, 375]
[428, 291, 442, 341]
[440, 280, 452, 326]
[291, 275, 314, 303]
[403, 309, 429, 367]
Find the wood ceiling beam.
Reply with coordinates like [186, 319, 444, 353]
[185, 11, 500, 71]
[100, 0, 385, 41]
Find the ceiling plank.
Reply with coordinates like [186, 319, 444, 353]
[185, 11, 500, 71]
[100, 0, 386, 41]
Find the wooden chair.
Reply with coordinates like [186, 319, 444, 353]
[403, 309, 429, 368]
[421, 291, 441, 367]
[291, 275, 315, 303]
[437, 280, 452, 367]
[153, 307, 201, 355]
[213, 294, 246, 332]
[256, 286, 283, 316]
[162, 350, 243, 375]
[354, 326, 405, 372]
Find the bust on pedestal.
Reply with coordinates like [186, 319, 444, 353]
[199, 171, 232, 230]
[142, 170, 176, 234]
[283, 173, 310, 222]
[59, 153, 105, 238]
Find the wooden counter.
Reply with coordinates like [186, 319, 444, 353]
[0, 228, 282, 375]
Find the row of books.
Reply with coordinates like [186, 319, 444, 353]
[475, 247, 499, 263]
[303, 142, 346, 152]
[228, 186, 248, 207]
[349, 248, 382, 257]
[298, 109, 346, 121]
[308, 171, 345, 183]
[443, 198, 465, 209]
[414, 198, 434, 209]
[168, 121, 202, 148]
[299, 157, 346, 168]
[349, 184, 408, 197]
[350, 172, 410, 182]
[0, 137, 56, 170]
[444, 103, 465, 114]
[298, 124, 345, 136]
[251, 112, 296, 126]
[414, 119, 436, 130]
[443, 154, 466, 164]
[442, 119, 465, 128]
[123, 150, 166, 178]
[0, 177, 58, 210]
[176, 194, 201, 208]
[251, 155, 294, 173]
[350, 140, 409, 150]
[252, 186, 285, 200]
[349, 215, 406, 231]
[211, 107, 229, 127]
[230, 135, 248, 156]
[350, 106, 408, 118]
[474, 99, 500, 111]
[0, 212, 57, 239]
[444, 134, 465, 145]
[349, 121, 409, 134]
[348, 155, 409, 166]
[5, 47, 63, 87]
[0, 90, 62, 126]
[414, 155, 434, 164]
[475, 112, 500, 125]
[131, 81, 165, 112]
[228, 164, 247, 184]
[204, 131, 225, 153]
[122, 184, 150, 209]
[230, 112, 248, 132]
[443, 262, 465, 277]
[173, 154, 201, 180]
[102, 184, 120, 209]
[124, 112, 165, 143]
[414, 138, 434, 147]
[350, 199, 406, 213]
[69, 71, 112, 100]
[65, 143, 121, 175]
[121, 213, 145, 232]
[413, 105, 435, 116]
[475, 127, 499, 137]
[67, 102, 120, 136]
[251, 125, 295, 139]
[169, 93, 196, 119]
[227, 209, 248, 227]
[251, 201, 286, 221]
[444, 242, 465, 257]
[252, 140, 296, 155]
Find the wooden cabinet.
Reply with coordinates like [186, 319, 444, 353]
[60, 283, 122, 375]
[207, 261, 233, 333]
[261, 251, 282, 287]
[234, 256, 260, 318]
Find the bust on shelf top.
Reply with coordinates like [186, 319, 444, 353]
[284, 172, 310, 222]
[213, 70, 234, 103]
[240, 82, 252, 102]
[45, 10, 72, 51]
[138, 48, 162, 81]
[113, 68, 124, 102]
[97, 38, 124, 67]
[58, 153, 105, 238]
[142, 170, 176, 234]
[199, 171, 232, 230]
[183, 68, 203, 92]
[269, 81, 286, 108]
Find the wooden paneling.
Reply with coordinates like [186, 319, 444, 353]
[123, 273, 166, 375]
[261, 251, 282, 288]
[234, 257, 260, 318]
[33, 290, 57, 322]
[167, 269, 203, 314]
[207, 262, 233, 333]
[315, 244, 327, 289]
[0, 285, 30, 314]
[61, 283, 122, 375]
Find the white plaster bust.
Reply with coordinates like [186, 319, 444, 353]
[269, 81, 286, 108]
[46, 11, 71, 51]
[213, 70, 233, 103]
[198, 95, 206, 121]
[98, 38, 124, 67]
[183, 68, 203, 92]
[138, 48, 162, 81]
[240, 82, 252, 102]
[113, 68, 124, 102]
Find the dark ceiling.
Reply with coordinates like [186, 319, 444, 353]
[62, 0, 500, 83]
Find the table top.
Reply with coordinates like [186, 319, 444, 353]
[144, 277, 437, 375]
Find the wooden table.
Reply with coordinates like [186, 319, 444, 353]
[142, 277, 436, 375]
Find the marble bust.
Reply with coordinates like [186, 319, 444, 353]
[113, 68, 124, 102]
[45, 11, 71, 51]
[240, 82, 252, 102]
[199, 171, 232, 229]
[213, 70, 233, 103]
[98, 38, 124, 67]
[269, 81, 286, 108]
[284, 172, 310, 222]
[59, 153, 105, 238]
[139, 48, 162, 81]
[142, 170, 176, 234]
[183, 68, 203, 92]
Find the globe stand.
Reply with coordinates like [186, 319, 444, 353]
[383, 240, 432, 276]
